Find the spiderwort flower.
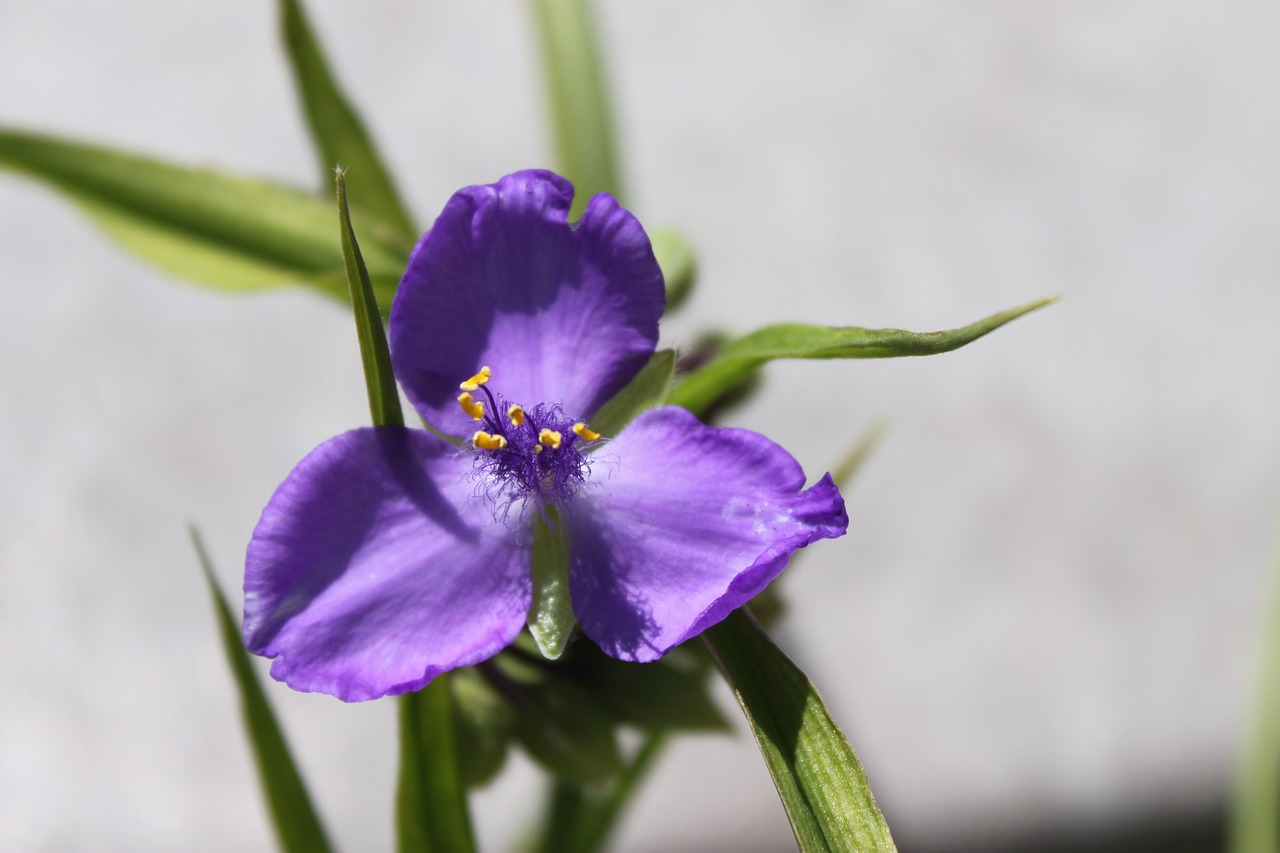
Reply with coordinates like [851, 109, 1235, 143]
[244, 171, 847, 701]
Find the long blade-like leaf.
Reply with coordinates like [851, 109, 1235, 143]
[1230, 545, 1280, 853]
[670, 297, 1058, 416]
[279, 0, 417, 246]
[336, 169, 402, 428]
[529, 0, 622, 216]
[704, 609, 896, 852]
[397, 681, 478, 853]
[0, 127, 406, 304]
[190, 528, 334, 853]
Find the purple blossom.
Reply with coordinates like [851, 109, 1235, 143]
[243, 170, 848, 702]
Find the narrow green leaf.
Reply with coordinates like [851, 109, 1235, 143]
[669, 297, 1058, 416]
[589, 349, 676, 437]
[1230, 544, 1280, 853]
[397, 679, 478, 853]
[571, 733, 667, 853]
[0, 127, 405, 304]
[529, 0, 623, 216]
[336, 169, 402, 428]
[528, 509, 576, 659]
[189, 528, 334, 853]
[829, 420, 887, 491]
[649, 227, 697, 311]
[703, 608, 896, 852]
[279, 0, 417, 246]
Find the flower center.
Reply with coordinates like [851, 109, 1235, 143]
[456, 366, 603, 513]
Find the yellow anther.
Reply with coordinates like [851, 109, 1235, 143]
[457, 392, 485, 421]
[507, 404, 525, 426]
[533, 444, 544, 454]
[459, 365, 492, 391]
[538, 428, 562, 450]
[572, 423, 601, 442]
[472, 431, 507, 451]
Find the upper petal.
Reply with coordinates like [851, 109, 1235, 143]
[389, 170, 664, 436]
[566, 406, 848, 662]
[244, 427, 532, 701]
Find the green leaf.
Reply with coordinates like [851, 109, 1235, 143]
[589, 349, 676, 437]
[336, 169, 403, 428]
[567, 646, 729, 732]
[530, 0, 622, 217]
[649, 227, 697, 311]
[703, 609, 897, 853]
[279, 0, 417, 247]
[528, 509, 576, 659]
[829, 420, 887, 491]
[503, 667, 623, 785]
[189, 528, 334, 853]
[451, 669, 516, 789]
[1231, 546, 1280, 853]
[669, 297, 1058, 416]
[0, 127, 406, 305]
[397, 678, 478, 853]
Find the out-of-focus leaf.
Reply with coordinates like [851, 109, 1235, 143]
[568, 646, 728, 732]
[704, 608, 897, 852]
[190, 528, 334, 853]
[503, 667, 623, 785]
[649, 227, 696, 311]
[590, 349, 675, 437]
[279, 0, 417, 247]
[336, 169, 402, 427]
[397, 679, 477, 853]
[451, 669, 515, 789]
[669, 297, 1058, 416]
[1230, 547, 1280, 853]
[529, 509, 576, 660]
[530, 0, 622, 217]
[0, 127, 406, 305]
[829, 420, 887, 491]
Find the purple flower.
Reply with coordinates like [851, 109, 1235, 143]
[243, 171, 847, 702]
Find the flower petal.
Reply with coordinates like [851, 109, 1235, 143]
[244, 427, 531, 701]
[390, 170, 664, 436]
[566, 406, 847, 662]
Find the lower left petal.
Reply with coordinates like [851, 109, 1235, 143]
[244, 427, 531, 701]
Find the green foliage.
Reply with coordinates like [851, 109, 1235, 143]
[493, 656, 625, 785]
[670, 297, 1058, 416]
[649, 227, 697, 311]
[1230, 548, 1280, 853]
[190, 529, 334, 853]
[278, 0, 418, 246]
[451, 669, 517, 789]
[336, 170, 403, 428]
[397, 680, 478, 853]
[704, 609, 897, 853]
[590, 349, 676, 437]
[529, 510, 577, 660]
[530, 0, 622, 217]
[0, 127, 407, 305]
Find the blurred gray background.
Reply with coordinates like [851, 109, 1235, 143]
[3, 1, 1279, 850]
